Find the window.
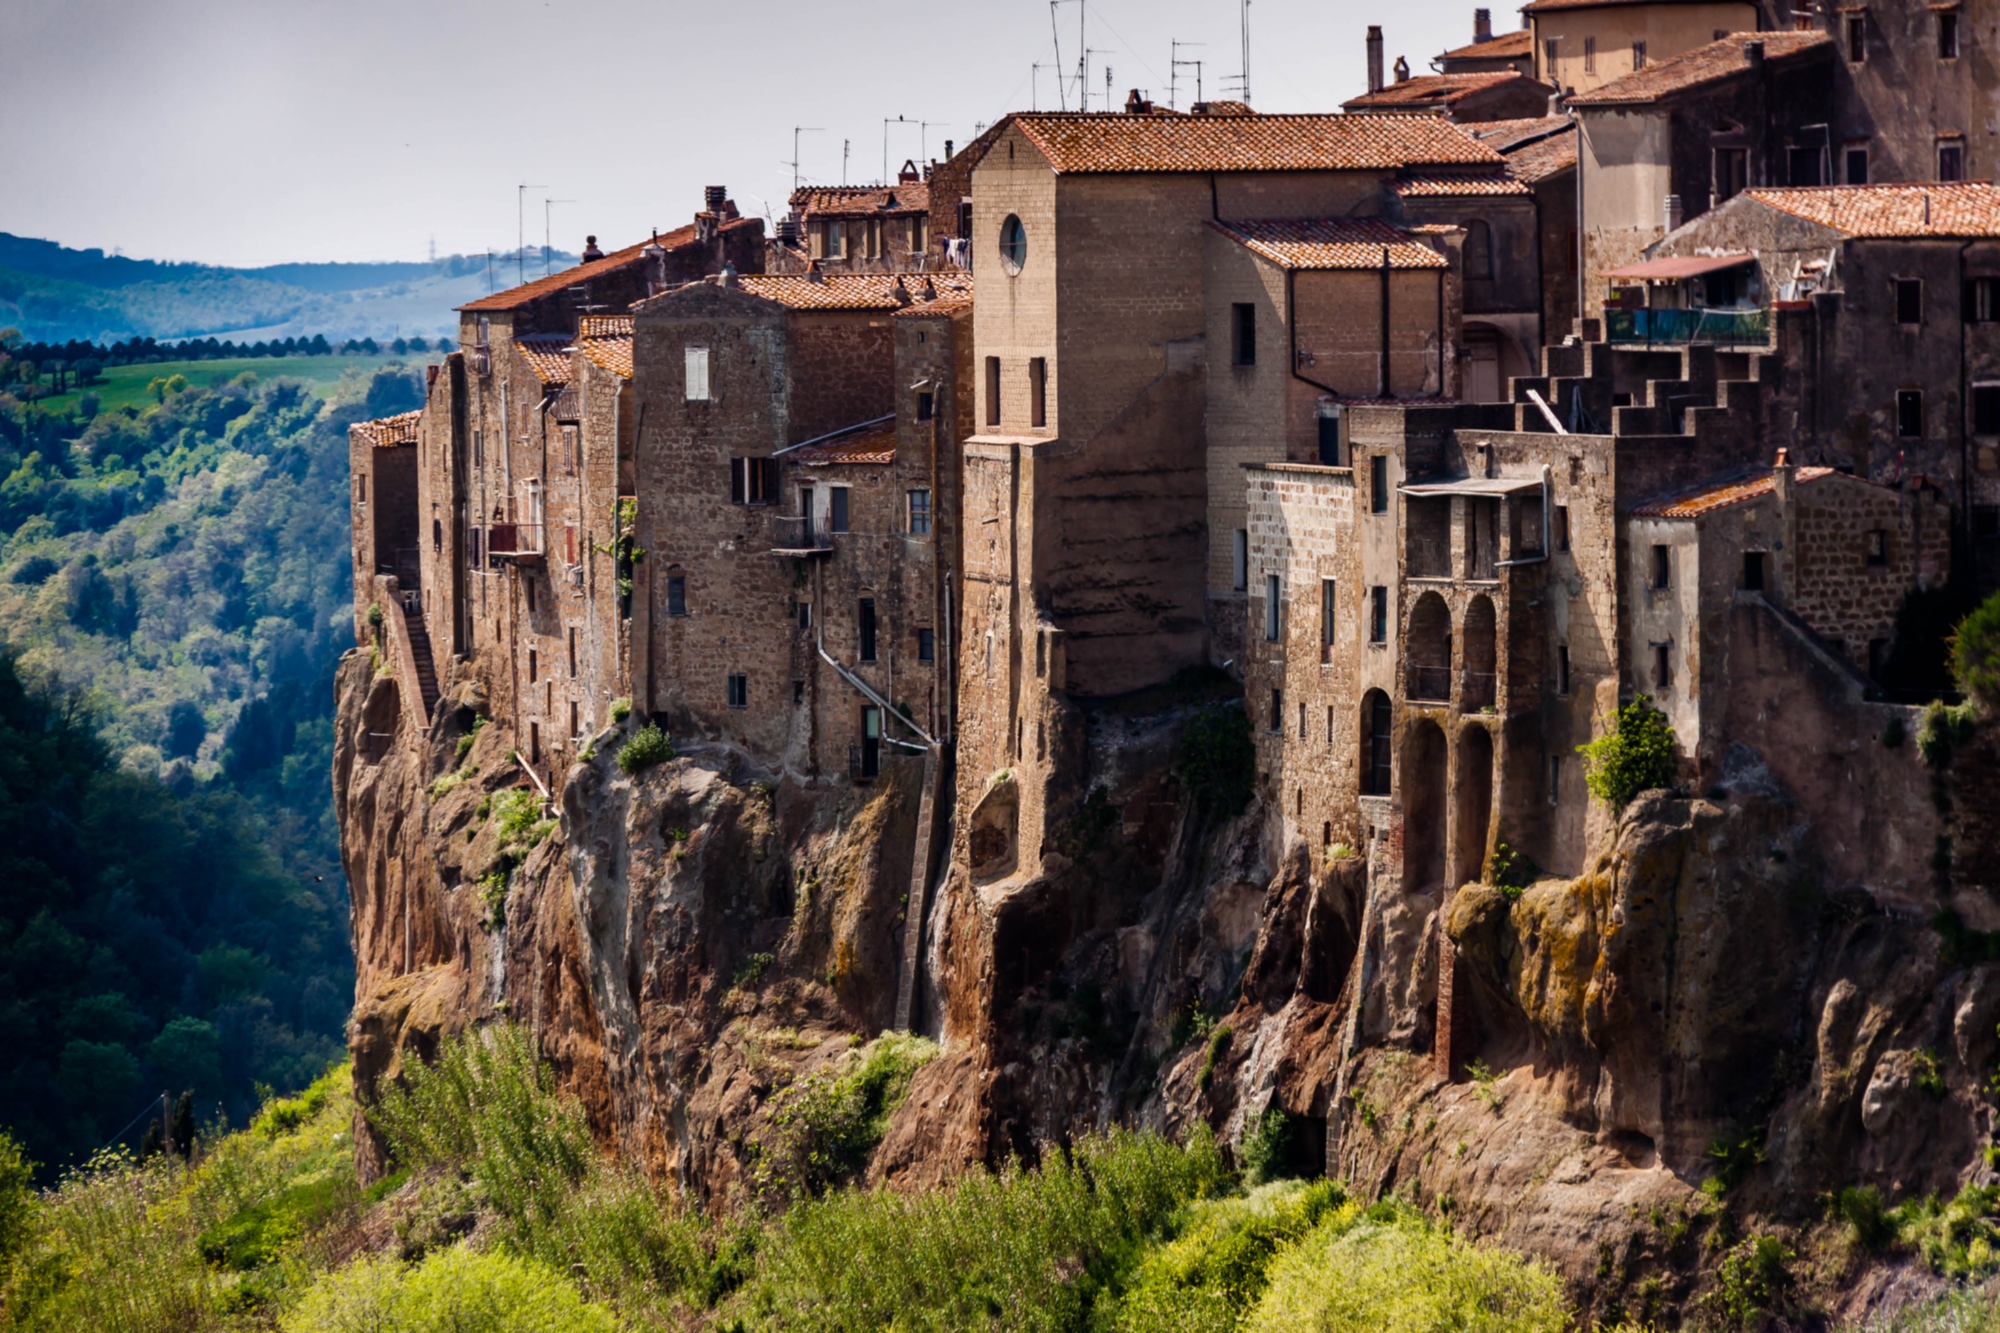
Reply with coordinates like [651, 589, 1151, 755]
[917, 390, 934, 421]
[469, 525, 484, 567]
[1742, 551, 1766, 591]
[1631, 39, 1647, 68]
[730, 456, 778, 505]
[1897, 389, 1925, 438]
[999, 214, 1027, 274]
[1361, 690, 1393, 795]
[1232, 303, 1256, 366]
[1370, 586, 1388, 643]
[826, 221, 848, 259]
[1940, 140, 1965, 182]
[1270, 688, 1283, 732]
[528, 649, 538, 684]
[1651, 544, 1671, 589]
[530, 722, 540, 765]
[1973, 384, 2000, 434]
[1232, 530, 1248, 591]
[985, 357, 1000, 426]
[1317, 405, 1342, 465]
[1265, 574, 1281, 641]
[1846, 13, 1865, 60]
[1653, 643, 1672, 689]
[957, 200, 972, 239]
[1866, 529, 1889, 566]
[1583, 35, 1596, 73]
[1298, 700, 1307, 739]
[1554, 505, 1571, 552]
[356, 474, 367, 503]
[1939, 8, 1959, 57]
[1320, 579, 1337, 661]
[1030, 357, 1047, 428]
[525, 577, 536, 613]
[1326, 705, 1335, 745]
[860, 707, 881, 777]
[794, 680, 806, 704]
[1548, 754, 1561, 805]
[1556, 644, 1571, 695]
[570, 700, 579, 741]
[830, 486, 850, 533]
[1892, 269, 1929, 329]
[918, 628, 935, 662]
[1969, 278, 2000, 323]
[685, 346, 711, 401]
[1787, 145, 1824, 187]
[568, 627, 577, 676]
[473, 428, 484, 467]
[1463, 221, 1493, 281]
[1370, 457, 1389, 513]
[667, 575, 687, 616]
[1543, 37, 1559, 74]
[859, 598, 877, 662]
[728, 674, 748, 708]
[1846, 146, 1869, 184]
[433, 518, 443, 554]
[798, 600, 812, 630]
[908, 489, 932, 535]
[1714, 148, 1748, 204]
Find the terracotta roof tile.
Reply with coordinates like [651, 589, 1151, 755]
[1630, 465, 1845, 517]
[1209, 218, 1449, 270]
[1501, 126, 1577, 183]
[892, 288, 974, 318]
[578, 316, 633, 378]
[1342, 71, 1537, 111]
[1742, 182, 2000, 238]
[1390, 174, 1532, 197]
[1570, 32, 1830, 105]
[1005, 112, 1501, 174]
[1526, 0, 1734, 13]
[1468, 116, 1570, 151]
[513, 336, 573, 387]
[786, 421, 898, 465]
[788, 181, 931, 216]
[457, 216, 758, 313]
[352, 410, 421, 447]
[1190, 100, 1256, 116]
[726, 271, 972, 312]
[1439, 29, 1534, 60]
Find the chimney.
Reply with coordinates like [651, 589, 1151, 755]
[1394, 54, 1411, 82]
[776, 213, 803, 245]
[1474, 8, 1493, 42]
[1743, 38, 1765, 69]
[1664, 194, 1684, 231]
[1367, 26, 1385, 92]
[1125, 88, 1153, 114]
[943, 139, 954, 159]
[581, 234, 604, 262]
[705, 185, 728, 212]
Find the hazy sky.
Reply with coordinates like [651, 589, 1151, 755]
[4, 0, 1504, 269]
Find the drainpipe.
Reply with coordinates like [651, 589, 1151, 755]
[815, 617, 936, 746]
[1286, 269, 1346, 400]
[1495, 464, 1554, 567]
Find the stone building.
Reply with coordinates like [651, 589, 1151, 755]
[1526, 0, 1759, 94]
[1435, 10, 1537, 76]
[627, 270, 972, 782]
[1342, 71, 1559, 121]
[1472, 118, 1580, 345]
[1816, 0, 1996, 186]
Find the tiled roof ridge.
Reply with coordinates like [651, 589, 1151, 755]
[1438, 29, 1534, 59]
[1005, 111, 1502, 173]
[1630, 461, 1884, 517]
[1209, 217, 1451, 270]
[1345, 70, 1539, 105]
[354, 409, 422, 447]
[1570, 31, 1831, 106]
[1741, 181, 2000, 237]
[637, 270, 973, 313]
[458, 214, 759, 313]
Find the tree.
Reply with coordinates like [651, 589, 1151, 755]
[1952, 589, 2000, 712]
[1577, 695, 1680, 808]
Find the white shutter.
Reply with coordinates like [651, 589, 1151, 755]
[685, 346, 710, 402]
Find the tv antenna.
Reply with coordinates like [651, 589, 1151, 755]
[1238, 0, 1253, 105]
[786, 127, 824, 193]
[882, 116, 947, 181]
[1086, 49, 1114, 111]
[543, 197, 573, 277]
[517, 183, 545, 285]
[1171, 41, 1205, 110]
[1050, 0, 1084, 109]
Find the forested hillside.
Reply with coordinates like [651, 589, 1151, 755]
[0, 338, 404, 1171]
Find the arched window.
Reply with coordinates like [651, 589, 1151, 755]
[1361, 689, 1393, 795]
[1464, 220, 1493, 281]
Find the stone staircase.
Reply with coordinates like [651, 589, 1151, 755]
[399, 602, 441, 724]
[1505, 335, 1785, 444]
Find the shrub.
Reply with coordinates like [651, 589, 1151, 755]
[281, 1247, 617, 1333]
[1952, 589, 2000, 711]
[366, 602, 385, 629]
[1835, 1185, 1892, 1251]
[1196, 1025, 1234, 1093]
[491, 789, 555, 865]
[1883, 715, 1908, 749]
[455, 714, 486, 763]
[427, 769, 470, 801]
[0, 1131, 32, 1271]
[1244, 1203, 1569, 1333]
[1177, 704, 1254, 817]
[616, 724, 674, 775]
[608, 697, 632, 724]
[753, 1034, 938, 1203]
[731, 952, 775, 990]
[1892, 1183, 2000, 1277]
[1917, 698, 1978, 769]
[1706, 1234, 1794, 1330]
[1576, 695, 1679, 809]
[1238, 1110, 1295, 1188]
[1488, 843, 1535, 899]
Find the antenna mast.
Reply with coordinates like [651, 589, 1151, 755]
[787, 127, 824, 193]
[543, 197, 572, 277]
[1239, 0, 1252, 105]
[517, 183, 545, 286]
[1170, 41, 1205, 110]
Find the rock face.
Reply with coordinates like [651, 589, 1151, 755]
[336, 647, 2000, 1310]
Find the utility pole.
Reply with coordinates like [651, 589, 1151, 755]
[517, 183, 545, 286]
[787, 127, 824, 194]
[544, 197, 573, 277]
[1171, 41, 1205, 110]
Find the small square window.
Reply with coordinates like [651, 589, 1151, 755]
[1583, 35, 1597, 72]
[1897, 279, 1925, 326]
[1370, 586, 1389, 643]
[727, 674, 748, 708]
[918, 628, 935, 662]
[1554, 505, 1571, 552]
[1029, 357, 1048, 428]
[1939, 8, 1959, 58]
[1866, 529, 1889, 566]
[1742, 551, 1766, 591]
[1846, 14, 1866, 60]
[731, 456, 777, 505]
[1320, 579, 1337, 660]
[798, 600, 812, 630]
[1939, 141, 1965, 182]
[1897, 389, 1925, 438]
[917, 390, 935, 421]
[830, 487, 850, 533]
[1969, 278, 2000, 324]
[984, 357, 1001, 426]
[1845, 146, 1869, 184]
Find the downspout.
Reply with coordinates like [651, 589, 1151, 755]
[1496, 464, 1554, 567]
[816, 618, 936, 746]
[1436, 268, 1445, 398]
[1286, 268, 1345, 399]
[1571, 107, 1586, 336]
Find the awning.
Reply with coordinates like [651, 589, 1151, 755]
[1399, 476, 1545, 497]
[1606, 252, 1756, 281]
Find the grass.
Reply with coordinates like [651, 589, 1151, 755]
[34, 354, 418, 416]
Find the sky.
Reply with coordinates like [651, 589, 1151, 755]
[2, 0, 1504, 270]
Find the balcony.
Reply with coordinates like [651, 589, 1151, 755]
[1604, 306, 1769, 347]
[1461, 670, 1496, 711]
[771, 514, 833, 556]
[1406, 665, 1452, 702]
[487, 522, 544, 566]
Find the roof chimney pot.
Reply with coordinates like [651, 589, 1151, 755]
[1474, 8, 1493, 42]
[704, 185, 727, 213]
[1367, 26, 1385, 92]
[1743, 38, 1765, 67]
[1394, 54, 1411, 82]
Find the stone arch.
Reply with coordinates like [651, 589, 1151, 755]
[1463, 594, 1497, 710]
[1407, 591, 1452, 702]
[1360, 688, 1393, 795]
[1454, 723, 1494, 888]
[1402, 718, 1449, 890]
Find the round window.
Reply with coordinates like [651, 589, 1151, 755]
[999, 214, 1027, 274]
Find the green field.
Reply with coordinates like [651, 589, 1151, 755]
[31, 352, 425, 415]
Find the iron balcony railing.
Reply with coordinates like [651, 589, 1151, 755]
[487, 522, 544, 561]
[1406, 665, 1452, 703]
[771, 514, 834, 554]
[1604, 306, 1770, 347]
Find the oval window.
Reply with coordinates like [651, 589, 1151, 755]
[999, 215, 1027, 275]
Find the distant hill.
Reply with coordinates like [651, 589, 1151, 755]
[0, 233, 577, 345]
